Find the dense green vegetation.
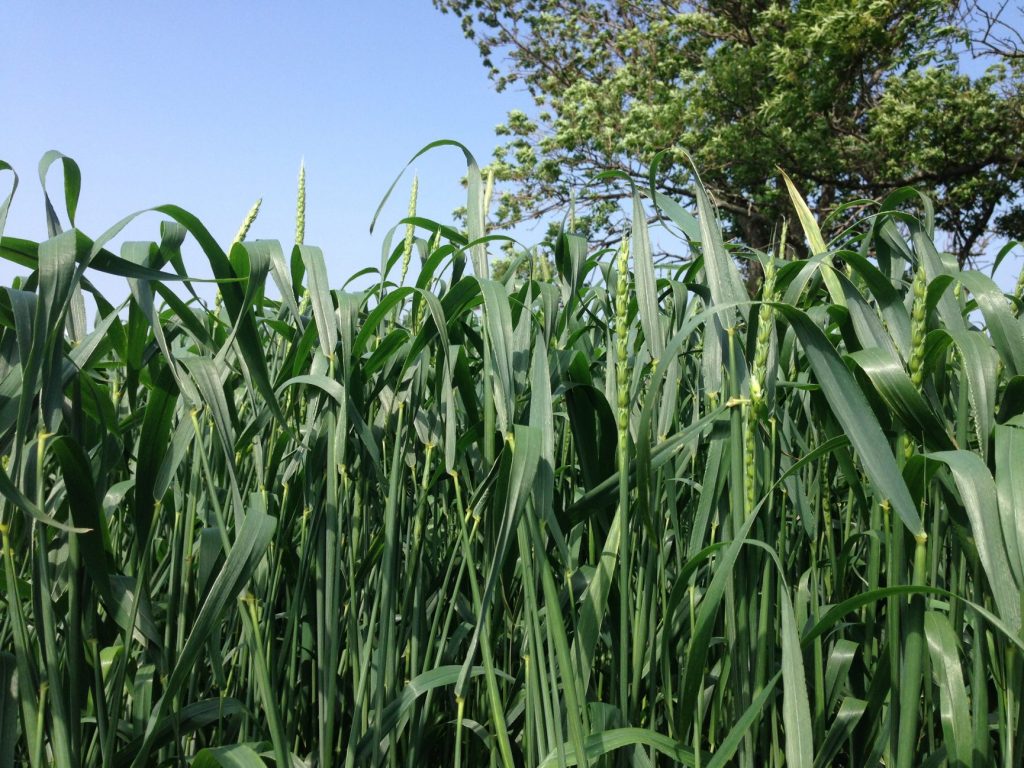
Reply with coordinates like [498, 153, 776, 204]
[1, 146, 1023, 767]
[435, 0, 1024, 262]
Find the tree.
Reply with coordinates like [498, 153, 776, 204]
[435, 0, 1024, 263]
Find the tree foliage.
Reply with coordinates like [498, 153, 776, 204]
[436, 0, 1024, 262]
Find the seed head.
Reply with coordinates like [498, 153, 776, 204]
[904, 262, 928, 462]
[400, 174, 419, 287]
[482, 167, 495, 230]
[295, 161, 306, 246]
[615, 236, 631, 446]
[749, 255, 776, 411]
[750, 224, 782, 416]
[233, 198, 262, 245]
[908, 262, 927, 390]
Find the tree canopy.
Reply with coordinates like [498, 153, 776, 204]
[436, 0, 1024, 262]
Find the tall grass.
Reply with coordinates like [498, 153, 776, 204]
[1, 144, 1023, 767]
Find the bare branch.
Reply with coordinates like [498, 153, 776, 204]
[964, 0, 1024, 60]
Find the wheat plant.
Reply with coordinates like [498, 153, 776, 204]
[0, 145, 1022, 768]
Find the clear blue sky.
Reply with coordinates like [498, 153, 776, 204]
[0, 1, 524, 300]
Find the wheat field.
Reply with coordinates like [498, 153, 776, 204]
[0, 145, 1022, 767]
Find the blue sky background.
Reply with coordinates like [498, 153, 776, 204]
[1, 2, 1021, 304]
[0, 1, 526, 301]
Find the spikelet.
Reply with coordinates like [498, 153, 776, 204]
[745, 278, 771, 515]
[223, 198, 262, 318]
[615, 236, 631, 466]
[413, 226, 443, 333]
[295, 161, 306, 246]
[904, 261, 927, 462]
[294, 162, 310, 314]
[233, 198, 262, 245]
[400, 174, 419, 287]
[482, 167, 495, 230]
[746, 225, 784, 516]
[537, 249, 552, 282]
[749, 232, 780, 416]
[741, 341, 757, 517]
[908, 262, 927, 390]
